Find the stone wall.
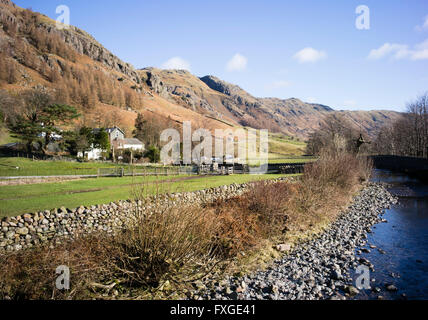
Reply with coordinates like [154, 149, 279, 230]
[1, 180, 289, 253]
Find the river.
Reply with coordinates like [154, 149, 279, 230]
[353, 169, 428, 300]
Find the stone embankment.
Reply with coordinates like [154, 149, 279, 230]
[0, 182, 260, 252]
[197, 183, 398, 300]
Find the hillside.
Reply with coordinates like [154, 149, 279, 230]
[0, 0, 400, 144]
[139, 68, 401, 139]
[0, 0, 232, 137]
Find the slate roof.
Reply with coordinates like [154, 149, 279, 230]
[118, 138, 144, 145]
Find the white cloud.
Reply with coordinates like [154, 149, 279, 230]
[415, 15, 428, 31]
[306, 97, 317, 103]
[368, 39, 428, 61]
[413, 39, 428, 60]
[161, 57, 191, 71]
[226, 53, 248, 72]
[368, 43, 409, 60]
[293, 47, 327, 63]
[412, 49, 428, 60]
[415, 38, 428, 50]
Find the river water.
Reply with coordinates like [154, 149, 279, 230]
[353, 169, 428, 300]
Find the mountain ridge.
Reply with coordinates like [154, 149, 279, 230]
[140, 68, 401, 138]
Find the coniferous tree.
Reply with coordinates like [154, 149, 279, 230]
[94, 128, 110, 151]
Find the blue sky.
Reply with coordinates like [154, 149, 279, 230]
[14, 0, 428, 112]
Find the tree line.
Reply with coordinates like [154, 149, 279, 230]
[306, 114, 370, 156]
[372, 93, 428, 158]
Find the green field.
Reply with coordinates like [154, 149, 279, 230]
[0, 157, 172, 177]
[267, 156, 317, 164]
[0, 174, 292, 217]
[0, 156, 315, 177]
[268, 132, 306, 157]
[0, 126, 19, 146]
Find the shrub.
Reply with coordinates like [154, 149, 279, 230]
[0, 236, 110, 300]
[145, 146, 160, 163]
[206, 181, 292, 257]
[303, 150, 372, 192]
[108, 205, 220, 287]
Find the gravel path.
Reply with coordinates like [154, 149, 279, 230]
[197, 183, 398, 300]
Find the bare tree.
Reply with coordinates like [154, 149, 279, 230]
[306, 114, 363, 155]
[373, 93, 428, 158]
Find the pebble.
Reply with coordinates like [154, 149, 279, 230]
[386, 284, 398, 292]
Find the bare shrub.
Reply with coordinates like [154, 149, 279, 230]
[108, 205, 220, 287]
[205, 181, 292, 257]
[0, 236, 110, 300]
[208, 198, 262, 257]
[303, 150, 372, 191]
[286, 150, 373, 230]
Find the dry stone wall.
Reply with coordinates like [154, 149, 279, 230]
[0, 180, 290, 253]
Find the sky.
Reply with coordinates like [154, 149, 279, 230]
[13, 0, 428, 112]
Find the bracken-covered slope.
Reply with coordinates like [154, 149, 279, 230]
[0, 0, 235, 136]
[0, 0, 400, 141]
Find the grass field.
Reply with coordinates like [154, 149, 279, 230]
[0, 155, 315, 177]
[0, 174, 292, 217]
[267, 157, 317, 164]
[0, 157, 172, 177]
[268, 132, 306, 156]
[0, 131, 308, 217]
[0, 127, 19, 146]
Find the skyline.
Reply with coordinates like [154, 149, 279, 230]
[13, 0, 428, 112]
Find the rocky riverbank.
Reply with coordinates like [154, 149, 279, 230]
[195, 183, 398, 300]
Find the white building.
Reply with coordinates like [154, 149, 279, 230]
[77, 147, 104, 160]
[77, 126, 144, 160]
[105, 127, 125, 142]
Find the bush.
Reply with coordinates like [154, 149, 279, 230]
[144, 146, 160, 163]
[0, 236, 110, 300]
[108, 206, 220, 287]
[303, 150, 372, 192]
